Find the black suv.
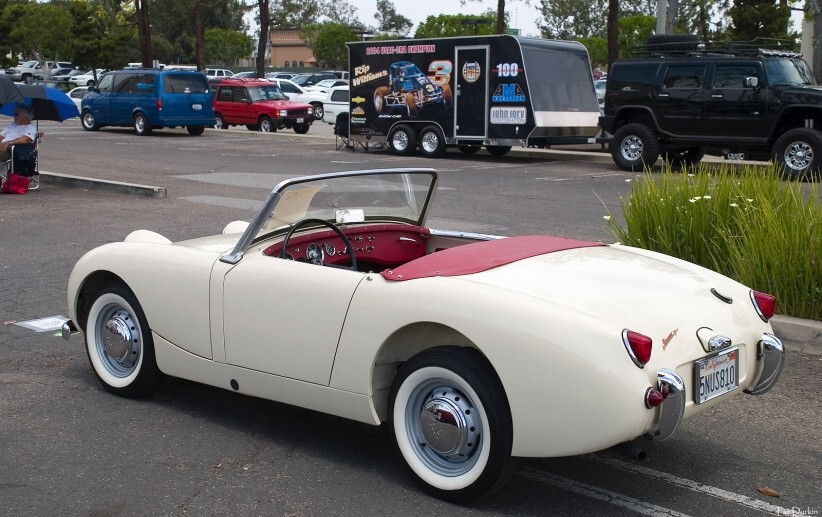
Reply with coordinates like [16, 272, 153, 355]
[599, 38, 821, 179]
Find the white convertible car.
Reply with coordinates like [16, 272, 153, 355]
[64, 169, 784, 502]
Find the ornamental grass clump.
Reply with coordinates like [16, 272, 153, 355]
[606, 164, 821, 321]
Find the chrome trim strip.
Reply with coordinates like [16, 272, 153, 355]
[621, 328, 644, 369]
[651, 369, 686, 441]
[428, 229, 505, 241]
[744, 333, 785, 395]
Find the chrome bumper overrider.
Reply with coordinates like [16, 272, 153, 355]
[744, 333, 785, 396]
[61, 320, 78, 340]
[650, 369, 685, 441]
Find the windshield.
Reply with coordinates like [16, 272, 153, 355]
[248, 85, 288, 101]
[221, 169, 438, 264]
[765, 58, 815, 86]
[291, 75, 310, 85]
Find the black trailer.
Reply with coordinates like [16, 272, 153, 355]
[346, 35, 601, 157]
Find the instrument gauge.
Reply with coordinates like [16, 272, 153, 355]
[325, 243, 336, 256]
[306, 243, 324, 265]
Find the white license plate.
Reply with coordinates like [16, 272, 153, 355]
[296, 117, 304, 123]
[695, 348, 739, 404]
[192, 104, 202, 110]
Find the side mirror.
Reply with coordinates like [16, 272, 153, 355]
[745, 77, 759, 88]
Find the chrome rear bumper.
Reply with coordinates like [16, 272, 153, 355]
[61, 320, 78, 340]
[744, 333, 785, 395]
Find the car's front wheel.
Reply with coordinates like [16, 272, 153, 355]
[259, 116, 276, 132]
[611, 123, 660, 171]
[214, 114, 227, 130]
[390, 347, 517, 503]
[133, 113, 152, 135]
[773, 128, 822, 180]
[81, 110, 99, 131]
[84, 283, 163, 397]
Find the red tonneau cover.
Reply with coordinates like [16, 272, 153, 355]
[380, 235, 605, 281]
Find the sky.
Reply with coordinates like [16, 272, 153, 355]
[346, 0, 546, 37]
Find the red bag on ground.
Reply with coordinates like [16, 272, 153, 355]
[1, 173, 30, 194]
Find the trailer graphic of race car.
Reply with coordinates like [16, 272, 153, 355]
[373, 61, 452, 118]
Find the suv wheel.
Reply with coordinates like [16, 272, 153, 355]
[663, 147, 705, 168]
[611, 123, 660, 171]
[773, 128, 822, 180]
[259, 116, 275, 132]
[311, 103, 323, 120]
[214, 114, 227, 130]
[133, 113, 152, 135]
[81, 110, 99, 131]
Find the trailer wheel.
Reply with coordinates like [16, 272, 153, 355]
[441, 84, 453, 108]
[419, 126, 446, 157]
[389, 125, 417, 156]
[374, 87, 390, 113]
[406, 92, 418, 118]
[486, 145, 511, 157]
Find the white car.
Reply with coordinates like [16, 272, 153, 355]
[63, 168, 784, 503]
[267, 78, 325, 119]
[69, 69, 106, 87]
[206, 68, 234, 79]
[322, 85, 349, 125]
[302, 78, 348, 94]
[68, 86, 90, 110]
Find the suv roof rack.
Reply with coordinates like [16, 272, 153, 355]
[631, 36, 801, 59]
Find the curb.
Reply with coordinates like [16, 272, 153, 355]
[38, 170, 167, 198]
[771, 315, 822, 356]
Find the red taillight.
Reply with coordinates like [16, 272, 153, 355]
[751, 291, 776, 322]
[645, 387, 665, 408]
[623, 329, 653, 368]
[156, 98, 163, 111]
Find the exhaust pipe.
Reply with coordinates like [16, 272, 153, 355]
[611, 442, 648, 461]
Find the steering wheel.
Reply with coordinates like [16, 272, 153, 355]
[279, 218, 358, 271]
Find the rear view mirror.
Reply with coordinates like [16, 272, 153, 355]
[745, 77, 759, 88]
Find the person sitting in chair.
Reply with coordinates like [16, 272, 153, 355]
[0, 105, 38, 162]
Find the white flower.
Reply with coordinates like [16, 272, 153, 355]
[730, 203, 739, 207]
[603, 215, 612, 220]
[747, 198, 754, 202]
[703, 195, 712, 199]
[625, 179, 632, 182]
[689, 199, 697, 203]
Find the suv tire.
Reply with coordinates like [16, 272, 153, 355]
[663, 147, 705, 168]
[773, 128, 822, 180]
[611, 123, 660, 171]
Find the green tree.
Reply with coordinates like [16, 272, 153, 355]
[205, 27, 253, 66]
[414, 14, 495, 38]
[728, 0, 792, 42]
[313, 22, 355, 68]
[7, 3, 73, 67]
[149, 0, 247, 63]
[270, 0, 321, 27]
[539, 0, 608, 39]
[322, 0, 361, 26]
[373, 0, 412, 35]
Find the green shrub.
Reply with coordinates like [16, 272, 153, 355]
[606, 164, 821, 321]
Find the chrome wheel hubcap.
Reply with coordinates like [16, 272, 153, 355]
[392, 132, 409, 151]
[96, 304, 140, 377]
[785, 141, 813, 170]
[421, 132, 439, 153]
[620, 136, 643, 160]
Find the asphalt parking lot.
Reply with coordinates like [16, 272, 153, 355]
[1, 120, 820, 516]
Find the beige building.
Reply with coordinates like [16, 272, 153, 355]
[269, 28, 318, 69]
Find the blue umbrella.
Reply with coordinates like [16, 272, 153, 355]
[0, 74, 25, 108]
[0, 84, 79, 122]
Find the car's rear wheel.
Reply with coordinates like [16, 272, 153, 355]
[485, 145, 511, 156]
[293, 124, 310, 134]
[663, 147, 705, 168]
[406, 92, 418, 118]
[419, 125, 446, 157]
[81, 110, 99, 131]
[311, 103, 323, 120]
[390, 347, 517, 503]
[84, 283, 163, 398]
[611, 123, 660, 171]
[259, 116, 275, 132]
[773, 128, 822, 180]
[133, 113, 152, 135]
[214, 114, 227, 130]
[187, 126, 205, 136]
[389, 124, 417, 156]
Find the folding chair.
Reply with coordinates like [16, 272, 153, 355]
[334, 112, 368, 152]
[1, 132, 41, 191]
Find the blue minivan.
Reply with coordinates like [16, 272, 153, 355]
[80, 68, 214, 135]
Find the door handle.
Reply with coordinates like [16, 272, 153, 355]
[712, 94, 724, 98]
